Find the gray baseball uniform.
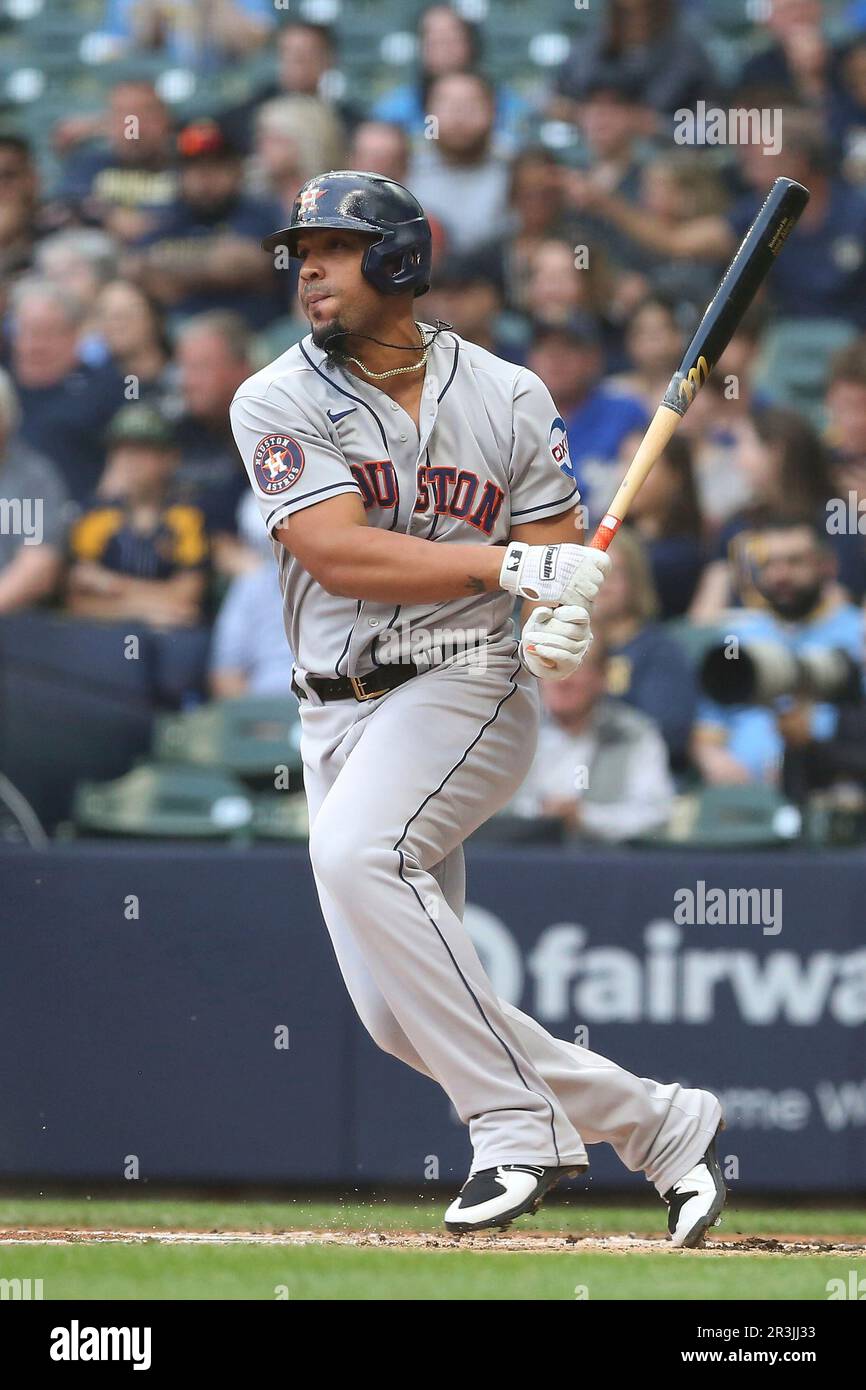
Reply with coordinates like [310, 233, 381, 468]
[230, 325, 720, 1186]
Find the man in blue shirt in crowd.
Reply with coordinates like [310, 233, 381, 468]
[9, 278, 126, 505]
[693, 519, 864, 786]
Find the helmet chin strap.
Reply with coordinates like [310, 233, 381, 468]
[323, 320, 453, 381]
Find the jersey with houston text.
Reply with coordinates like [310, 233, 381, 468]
[229, 325, 580, 680]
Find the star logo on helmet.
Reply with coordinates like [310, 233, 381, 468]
[298, 186, 326, 220]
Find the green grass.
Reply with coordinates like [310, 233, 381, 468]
[1, 1197, 863, 1300]
[0, 1244, 859, 1301]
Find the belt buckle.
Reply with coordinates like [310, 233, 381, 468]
[350, 673, 388, 702]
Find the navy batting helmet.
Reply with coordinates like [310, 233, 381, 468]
[262, 170, 432, 298]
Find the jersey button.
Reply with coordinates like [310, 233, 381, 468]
[368, 618, 380, 627]
[390, 401, 399, 410]
[399, 433, 408, 442]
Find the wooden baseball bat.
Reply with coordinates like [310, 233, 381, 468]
[588, 176, 810, 552]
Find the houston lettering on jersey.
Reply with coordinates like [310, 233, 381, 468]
[415, 465, 505, 535]
[350, 460, 398, 510]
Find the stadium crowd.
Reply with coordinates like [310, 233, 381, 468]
[2, 0, 866, 842]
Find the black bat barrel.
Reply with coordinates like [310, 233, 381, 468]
[663, 176, 810, 417]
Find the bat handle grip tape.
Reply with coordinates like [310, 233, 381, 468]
[589, 514, 622, 552]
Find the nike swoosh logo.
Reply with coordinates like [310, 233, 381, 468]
[327, 407, 356, 423]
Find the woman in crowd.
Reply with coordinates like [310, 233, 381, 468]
[619, 429, 706, 619]
[607, 293, 684, 411]
[96, 278, 177, 412]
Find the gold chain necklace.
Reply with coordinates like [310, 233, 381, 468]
[341, 324, 432, 381]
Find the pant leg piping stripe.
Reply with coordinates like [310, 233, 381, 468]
[392, 658, 562, 1165]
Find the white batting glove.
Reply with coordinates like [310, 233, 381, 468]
[519, 604, 593, 680]
[500, 541, 611, 607]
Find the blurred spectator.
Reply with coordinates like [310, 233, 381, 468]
[422, 255, 508, 357]
[523, 238, 613, 333]
[690, 408, 843, 619]
[739, 0, 830, 105]
[509, 633, 675, 842]
[67, 404, 208, 627]
[552, 0, 716, 123]
[692, 519, 863, 787]
[527, 316, 647, 522]
[54, 81, 178, 244]
[608, 293, 684, 411]
[209, 495, 293, 698]
[473, 148, 573, 316]
[572, 73, 646, 193]
[565, 150, 730, 321]
[349, 122, 411, 184]
[830, 36, 866, 181]
[0, 369, 68, 613]
[590, 527, 699, 765]
[679, 309, 771, 528]
[172, 311, 253, 545]
[408, 72, 510, 255]
[563, 74, 653, 314]
[616, 431, 707, 621]
[99, 0, 274, 72]
[130, 119, 284, 329]
[633, 154, 730, 314]
[221, 21, 359, 153]
[9, 278, 126, 505]
[566, 109, 866, 329]
[250, 97, 345, 219]
[95, 279, 178, 410]
[0, 135, 41, 282]
[35, 230, 118, 367]
[822, 339, 866, 598]
[372, 4, 529, 152]
[825, 338, 866, 494]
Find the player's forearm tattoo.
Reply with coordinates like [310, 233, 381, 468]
[465, 576, 488, 594]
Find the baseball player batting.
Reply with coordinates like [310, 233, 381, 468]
[230, 171, 725, 1245]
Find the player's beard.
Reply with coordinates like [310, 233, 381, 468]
[312, 315, 353, 363]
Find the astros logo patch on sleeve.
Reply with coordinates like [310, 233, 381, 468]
[253, 435, 305, 494]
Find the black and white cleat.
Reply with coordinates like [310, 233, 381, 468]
[664, 1127, 727, 1249]
[444, 1163, 584, 1234]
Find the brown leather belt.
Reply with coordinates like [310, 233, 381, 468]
[292, 663, 419, 703]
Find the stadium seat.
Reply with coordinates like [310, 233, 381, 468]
[752, 318, 858, 428]
[72, 764, 255, 839]
[639, 784, 802, 849]
[153, 696, 302, 781]
[251, 791, 310, 841]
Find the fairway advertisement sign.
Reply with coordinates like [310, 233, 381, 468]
[1, 846, 863, 1191]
